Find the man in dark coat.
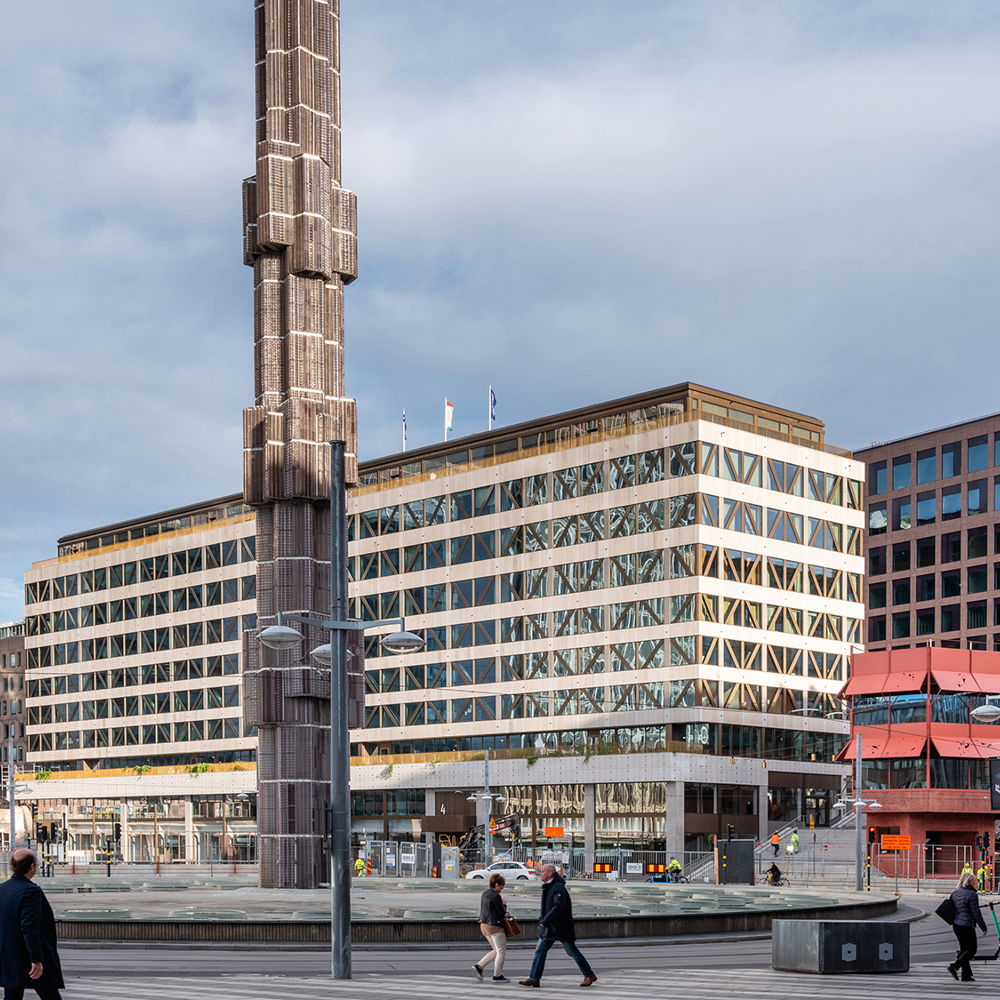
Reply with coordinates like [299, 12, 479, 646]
[519, 863, 597, 988]
[0, 849, 64, 1000]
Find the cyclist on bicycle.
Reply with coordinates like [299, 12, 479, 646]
[667, 857, 683, 883]
[766, 862, 782, 885]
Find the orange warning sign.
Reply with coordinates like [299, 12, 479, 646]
[880, 834, 911, 851]
[543, 826, 565, 838]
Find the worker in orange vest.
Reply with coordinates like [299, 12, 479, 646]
[770, 832, 781, 857]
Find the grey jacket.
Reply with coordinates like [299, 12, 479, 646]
[479, 887, 505, 928]
[951, 886, 987, 931]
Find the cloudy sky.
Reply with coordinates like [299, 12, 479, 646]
[1, 1, 999, 622]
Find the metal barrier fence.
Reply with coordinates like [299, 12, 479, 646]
[358, 840, 433, 878]
[756, 842, 982, 890]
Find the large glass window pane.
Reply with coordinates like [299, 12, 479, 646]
[942, 442, 961, 478]
[892, 456, 911, 490]
[892, 542, 910, 573]
[942, 486, 961, 520]
[941, 531, 961, 563]
[941, 570, 961, 598]
[917, 574, 935, 602]
[916, 536, 935, 567]
[892, 498, 911, 530]
[870, 461, 887, 495]
[869, 503, 887, 535]
[969, 436, 988, 473]
[916, 449, 936, 484]
[968, 479, 987, 515]
[869, 583, 886, 609]
[916, 492, 935, 526]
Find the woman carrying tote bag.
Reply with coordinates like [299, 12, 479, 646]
[473, 873, 510, 982]
[947, 871, 988, 982]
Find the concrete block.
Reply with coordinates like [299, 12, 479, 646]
[772, 919, 909, 974]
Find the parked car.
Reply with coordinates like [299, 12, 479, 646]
[464, 860, 537, 880]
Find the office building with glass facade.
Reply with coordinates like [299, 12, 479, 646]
[19, 497, 259, 862]
[346, 383, 864, 853]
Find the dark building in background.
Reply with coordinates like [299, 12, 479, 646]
[0, 621, 26, 772]
[857, 415, 1000, 651]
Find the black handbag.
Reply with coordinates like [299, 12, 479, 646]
[935, 896, 956, 924]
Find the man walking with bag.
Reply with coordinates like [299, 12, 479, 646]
[519, 864, 597, 988]
[0, 849, 65, 1000]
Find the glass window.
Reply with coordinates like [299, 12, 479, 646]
[917, 574, 935, 602]
[916, 609, 935, 635]
[969, 527, 988, 559]
[870, 461, 887, 495]
[942, 442, 961, 478]
[891, 612, 911, 639]
[942, 486, 961, 520]
[941, 604, 959, 632]
[941, 531, 961, 563]
[892, 456, 911, 490]
[868, 616, 886, 643]
[869, 546, 886, 576]
[892, 542, 910, 573]
[869, 583, 886, 609]
[968, 479, 987, 515]
[916, 536, 935, 568]
[893, 498, 911, 530]
[969, 566, 988, 594]
[941, 570, 961, 598]
[916, 492, 935, 526]
[969, 601, 987, 630]
[969, 436, 988, 473]
[892, 579, 910, 605]
[995, 476, 1000, 511]
[916, 449, 936, 484]
[869, 503, 887, 535]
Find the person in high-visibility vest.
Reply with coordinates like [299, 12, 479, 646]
[667, 857, 682, 883]
[978, 865, 988, 892]
[354, 856, 365, 876]
[770, 832, 781, 857]
[789, 830, 800, 855]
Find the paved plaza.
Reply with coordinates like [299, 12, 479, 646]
[62, 964, 998, 999]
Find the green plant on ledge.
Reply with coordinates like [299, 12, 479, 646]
[132, 764, 152, 777]
[526, 756, 538, 767]
[188, 762, 212, 776]
[35, 770, 53, 781]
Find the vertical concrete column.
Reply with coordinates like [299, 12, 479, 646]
[583, 783, 596, 874]
[758, 782, 770, 846]
[184, 798, 195, 863]
[665, 781, 685, 858]
[119, 800, 129, 863]
[424, 791, 436, 845]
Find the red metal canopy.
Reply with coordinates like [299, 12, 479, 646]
[930, 735, 1000, 759]
[841, 731, 927, 760]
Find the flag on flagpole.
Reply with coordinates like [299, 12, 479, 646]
[402, 409, 407, 452]
[445, 399, 454, 439]
[489, 385, 497, 429]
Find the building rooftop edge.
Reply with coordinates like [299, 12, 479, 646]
[854, 409, 1000, 457]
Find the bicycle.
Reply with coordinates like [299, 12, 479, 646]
[764, 872, 790, 887]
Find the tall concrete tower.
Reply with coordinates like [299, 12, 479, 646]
[241, 0, 359, 889]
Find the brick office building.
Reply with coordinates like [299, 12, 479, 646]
[857, 415, 1000, 651]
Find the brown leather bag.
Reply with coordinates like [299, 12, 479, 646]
[504, 913, 520, 937]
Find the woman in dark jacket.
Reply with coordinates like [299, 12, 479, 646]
[949, 871, 987, 982]
[473, 873, 509, 982]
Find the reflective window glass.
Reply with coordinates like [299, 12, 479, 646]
[892, 456, 911, 490]
[942, 442, 961, 478]
[916, 449, 936, 484]
[969, 436, 988, 473]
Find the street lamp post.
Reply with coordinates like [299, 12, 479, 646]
[8, 734, 15, 853]
[467, 749, 505, 868]
[834, 732, 882, 891]
[257, 438, 424, 982]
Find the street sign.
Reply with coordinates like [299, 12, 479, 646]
[625, 862, 643, 874]
[991, 758, 1000, 811]
[543, 826, 564, 838]
[880, 834, 911, 851]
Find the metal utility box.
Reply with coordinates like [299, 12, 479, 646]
[714, 839, 754, 883]
[772, 920, 909, 974]
[439, 846, 461, 880]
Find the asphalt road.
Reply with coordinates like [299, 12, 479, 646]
[59, 894, 983, 979]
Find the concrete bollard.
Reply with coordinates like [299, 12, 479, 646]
[772, 919, 909, 974]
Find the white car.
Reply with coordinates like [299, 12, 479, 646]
[464, 860, 538, 881]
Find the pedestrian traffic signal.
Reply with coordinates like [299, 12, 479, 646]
[37, 825, 48, 843]
[868, 827, 876, 844]
[114, 822, 122, 842]
[51, 822, 61, 843]
[985, 831, 992, 851]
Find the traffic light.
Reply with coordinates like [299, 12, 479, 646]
[37, 825, 48, 844]
[868, 827, 877, 845]
[985, 831, 992, 851]
[977, 835, 984, 853]
[727, 824, 735, 841]
[114, 822, 122, 842]
[51, 822, 61, 843]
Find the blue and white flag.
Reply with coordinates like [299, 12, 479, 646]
[402, 409, 407, 452]
[489, 385, 497, 429]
